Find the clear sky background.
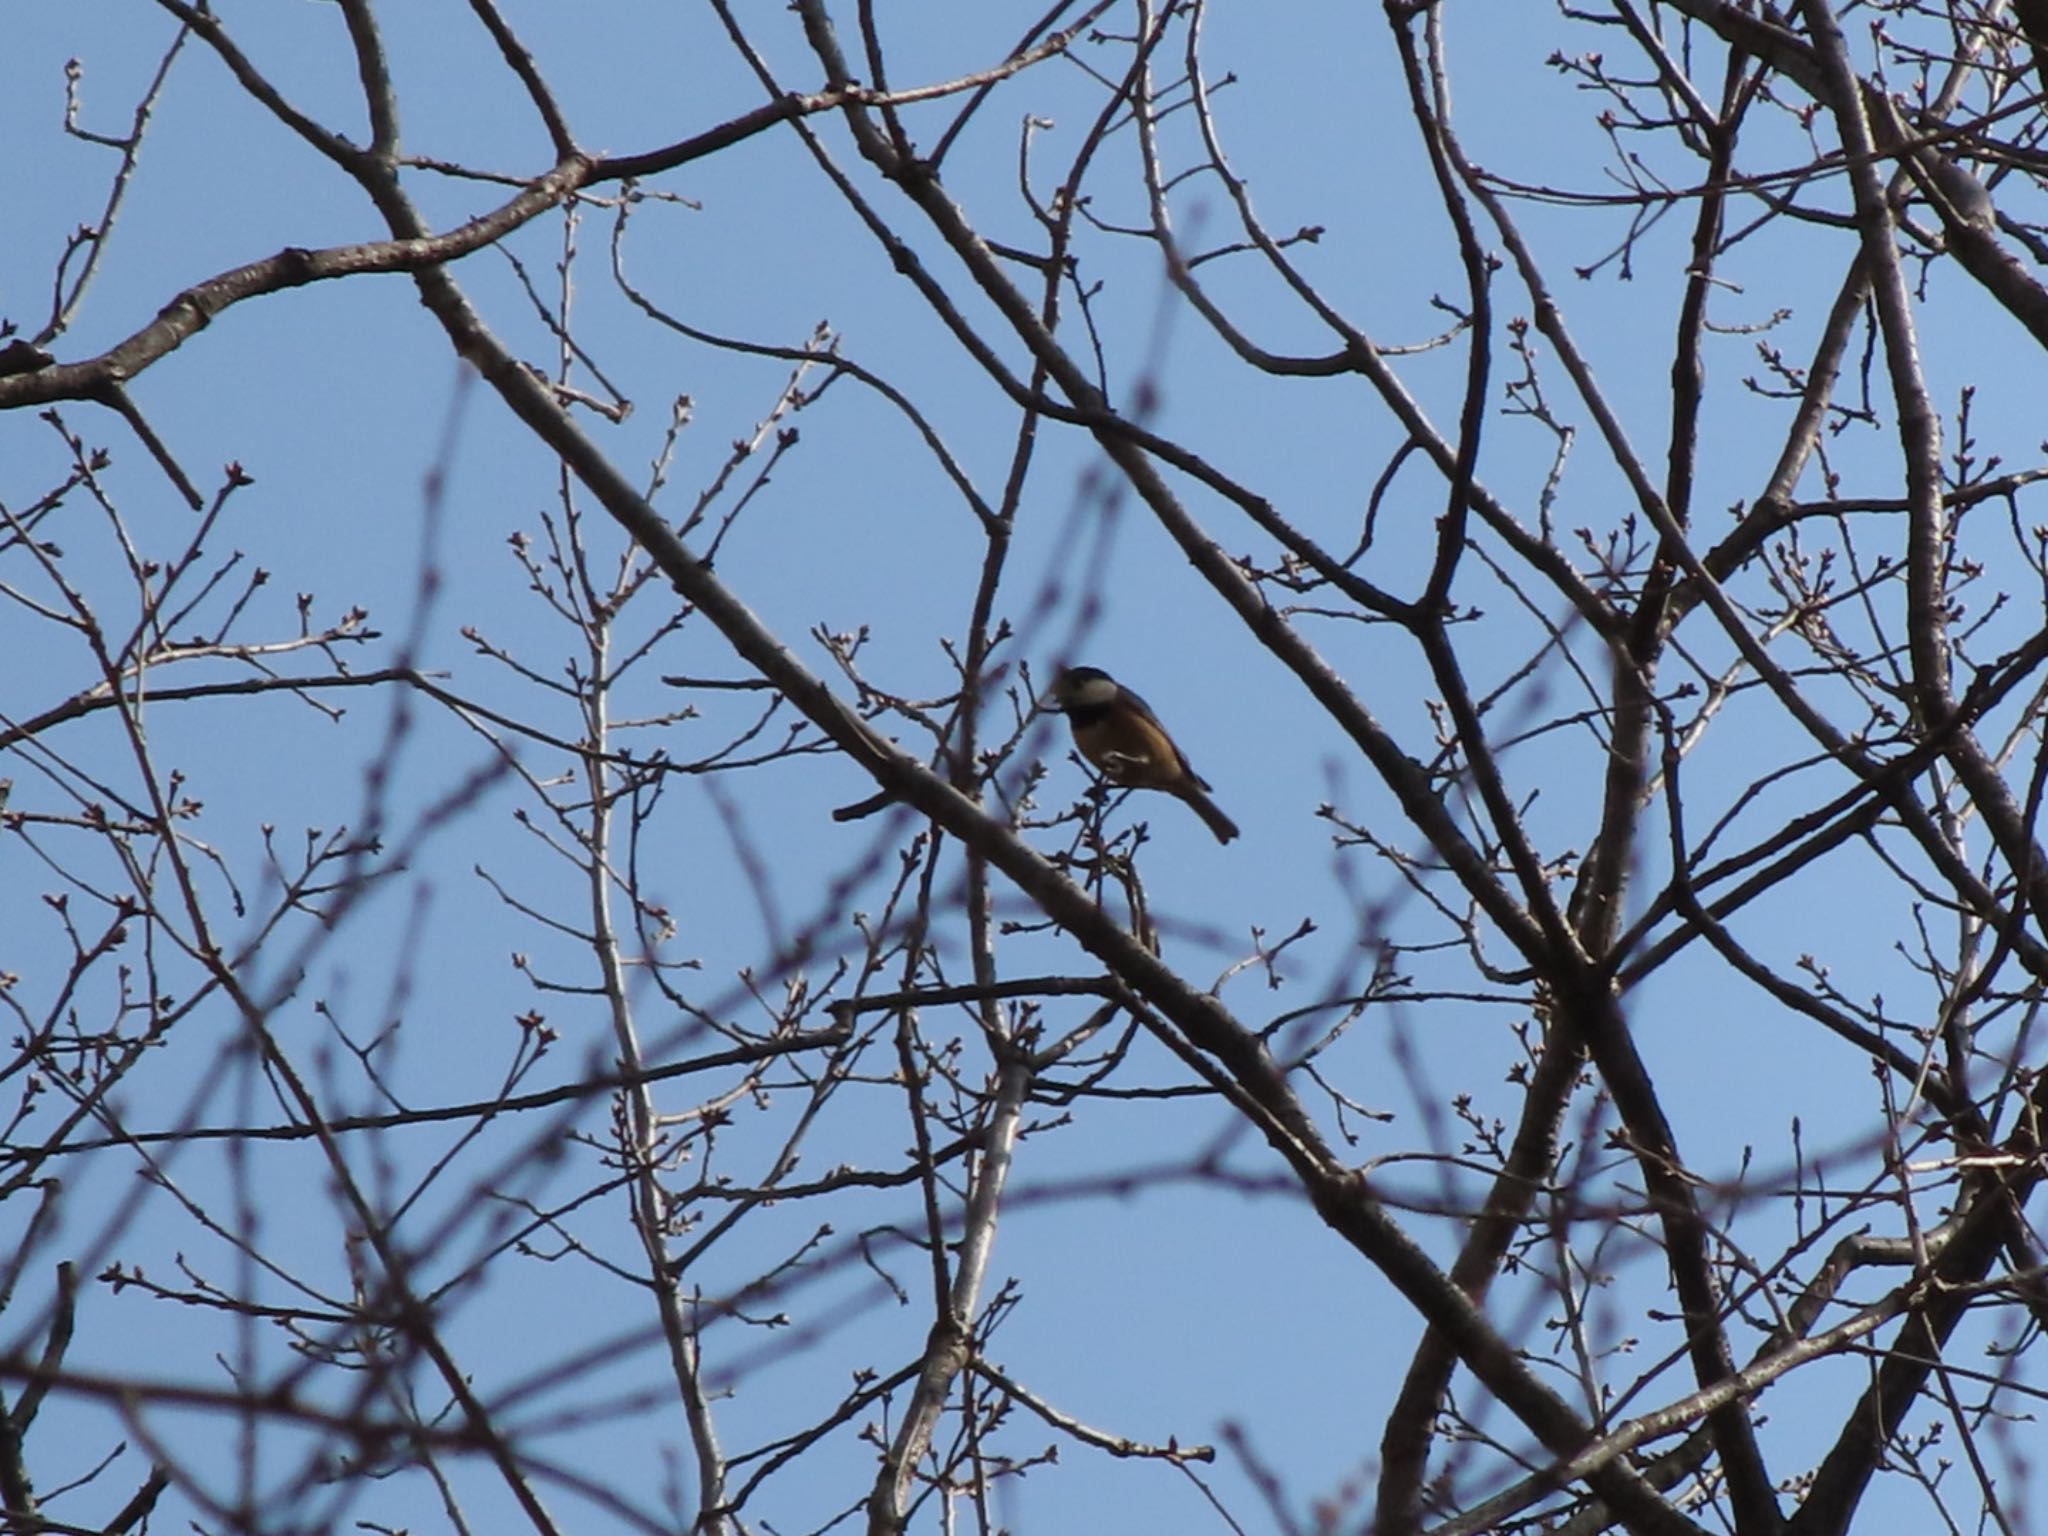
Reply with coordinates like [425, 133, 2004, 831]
[3, 3, 2044, 1534]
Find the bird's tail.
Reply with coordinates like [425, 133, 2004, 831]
[1178, 785, 1240, 844]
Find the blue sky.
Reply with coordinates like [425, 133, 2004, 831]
[5, 4, 2044, 1534]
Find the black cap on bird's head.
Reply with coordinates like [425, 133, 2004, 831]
[1047, 665, 1119, 712]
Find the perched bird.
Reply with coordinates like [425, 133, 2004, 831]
[1046, 665, 1239, 844]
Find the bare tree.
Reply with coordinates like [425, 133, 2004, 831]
[4, 2, 2047, 1533]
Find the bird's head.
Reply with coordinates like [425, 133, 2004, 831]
[1047, 665, 1119, 712]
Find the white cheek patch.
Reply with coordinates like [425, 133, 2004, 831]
[1068, 676, 1121, 708]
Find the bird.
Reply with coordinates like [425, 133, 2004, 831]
[1045, 665, 1239, 844]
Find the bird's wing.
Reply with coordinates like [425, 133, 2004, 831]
[1123, 687, 1208, 787]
